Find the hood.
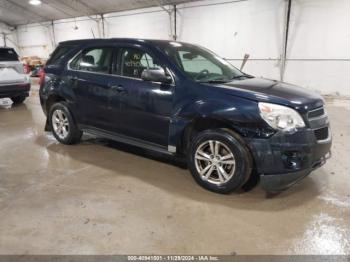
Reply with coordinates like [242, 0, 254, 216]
[210, 78, 324, 113]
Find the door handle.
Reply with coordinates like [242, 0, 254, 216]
[70, 76, 78, 83]
[111, 85, 127, 94]
[70, 76, 79, 87]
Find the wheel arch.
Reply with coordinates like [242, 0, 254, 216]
[179, 117, 243, 155]
[178, 116, 258, 181]
[46, 94, 66, 114]
[187, 126, 255, 193]
[45, 94, 78, 132]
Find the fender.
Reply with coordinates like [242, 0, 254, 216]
[168, 95, 274, 153]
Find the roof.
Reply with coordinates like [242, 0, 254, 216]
[59, 38, 191, 48]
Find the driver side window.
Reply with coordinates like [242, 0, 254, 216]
[120, 48, 163, 79]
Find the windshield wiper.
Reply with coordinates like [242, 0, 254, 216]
[199, 79, 229, 84]
[199, 74, 253, 83]
[231, 75, 247, 80]
[231, 74, 254, 80]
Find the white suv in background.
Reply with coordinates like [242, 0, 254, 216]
[0, 47, 30, 104]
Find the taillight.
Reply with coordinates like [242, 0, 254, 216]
[38, 68, 45, 85]
[23, 64, 30, 74]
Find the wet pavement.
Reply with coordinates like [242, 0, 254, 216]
[0, 83, 349, 255]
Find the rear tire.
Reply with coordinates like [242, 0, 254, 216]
[188, 129, 252, 194]
[11, 95, 26, 104]
[49, 102, 82, 145]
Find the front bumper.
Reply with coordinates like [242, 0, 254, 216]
[0, 83, 31, 99]
[245, 127, 332, 192]
[260, 151, 331, 192]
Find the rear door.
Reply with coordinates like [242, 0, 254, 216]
[67, 46, 117, 131]
[0, 48, 27, 85]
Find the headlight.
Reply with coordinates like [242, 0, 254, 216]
[258, 102, 305, 132]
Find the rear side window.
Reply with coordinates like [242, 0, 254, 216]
[0, 48, 19, 61]
[70, 47, 113, 74]
[47, 45, 76, 66]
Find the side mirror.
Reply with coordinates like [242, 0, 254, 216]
[182, 52, 198, 60]
[141, 69, 172, 84]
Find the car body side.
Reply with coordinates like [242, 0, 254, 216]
[40, 39, 332, 191]
[40, 40, 270, 148]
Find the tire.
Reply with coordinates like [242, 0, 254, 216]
[48, 102, 82, 145]
[11, 95, 26, 104]
[188, 129, 253, 194]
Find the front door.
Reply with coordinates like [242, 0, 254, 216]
[109, 46, 174, 146]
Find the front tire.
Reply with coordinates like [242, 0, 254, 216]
[188, 129, 253, 194]
[11, 95, 26, 104]
[49, 102, 82, 145]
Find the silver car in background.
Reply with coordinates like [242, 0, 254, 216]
[0, 47, 30, 104]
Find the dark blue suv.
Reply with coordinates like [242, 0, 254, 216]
[39, 38, 331, 194]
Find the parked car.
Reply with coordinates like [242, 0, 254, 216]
[39, 39, 331, 193]
[0, 47, 30, 104]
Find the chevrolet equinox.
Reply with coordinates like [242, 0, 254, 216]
[39, 39, 332, 193]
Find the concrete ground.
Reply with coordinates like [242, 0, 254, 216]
[0, 82, 349, 255]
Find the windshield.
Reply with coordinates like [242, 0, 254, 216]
[162, 42, 246, 83]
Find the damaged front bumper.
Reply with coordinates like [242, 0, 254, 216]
[260, 151, 331, 192]
[245, 126, 332, 192]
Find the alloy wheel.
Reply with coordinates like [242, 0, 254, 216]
[194, 140, 236, 185]
[52, 109, 70, 140]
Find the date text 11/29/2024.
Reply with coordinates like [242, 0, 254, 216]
[127, 256, 219, 261]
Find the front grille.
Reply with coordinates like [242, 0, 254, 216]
[314, 127, 329, 141]
[306, 106, 329, 130]
[308, 107, 325, 119]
